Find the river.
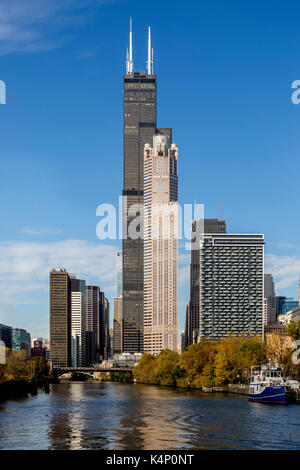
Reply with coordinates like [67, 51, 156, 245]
[0, 381, 299, 450]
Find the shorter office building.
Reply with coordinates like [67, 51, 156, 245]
[264, 321, 286, 335]
[278, 306, 300, 325]
[263, 274, 276, 325]
[276, 297, 299, 316]
[31, 339, 47, 358]
[50, 268, 71, 368]
[12, 328, 31, 358]
[113, 353, 142, 367]
[86, 331, 97, 366]
[113, 296, 123, 354]
[0, 323, 13, 349]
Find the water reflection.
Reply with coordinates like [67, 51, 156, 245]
[0, 382, 299, 450]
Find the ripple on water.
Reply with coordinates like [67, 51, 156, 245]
[0, 383, 300, 450]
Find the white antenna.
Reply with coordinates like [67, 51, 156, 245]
[126, 18, 133, 74]
[126, 48, 129, 74]
[147, 26, 153, 74]
[129, 17, 133, 74]
[152, 47, 154, 74]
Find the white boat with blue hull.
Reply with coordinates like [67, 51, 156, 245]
[248, 364, 286, 404]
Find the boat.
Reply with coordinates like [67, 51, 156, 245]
[248, 364, 287, 404]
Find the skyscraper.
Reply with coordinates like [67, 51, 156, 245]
[0, 323, 12, 349]
[50, 268, 71, 367]
[263, 274, 276, 326]
[70, 275, 86, 366]
[113, 296, 123, 354]
[85, 285, 102, 363]
[117, 251, 122, 297]
[12, 328, 31, 358]
[143, 135, 178, 354]
[186, 219, 227, 347]
[103, 296, 111, 359]
[196, 234, 264, 339]
[122, 20, 171, 352]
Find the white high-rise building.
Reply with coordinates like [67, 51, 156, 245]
[117, 251, 122, 297]
[143, 135, 178, 355]
[70, 276, 86, 367]
[113, 296, 123, 354]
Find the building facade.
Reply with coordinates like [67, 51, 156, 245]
[196, 234, 264, 339]
[50, 268, 71, 367]
[12, 328, 31, 358]
[122, 68, 157, 353]
[263, 274, 276, 325]
[186, 219, 227, 347]
[143, 135, 178, 355]
[31, 339, 47, 358]
[113, 296, 123, 354]
[117, 251, 122, 297]
[86, 285, 102, 364]
[0, 323, 12, 349]
[277, 297, 299, 316]
[70, 276, 86, 367]
[122, 23, 171, 353]
[103, 296, 111, 359]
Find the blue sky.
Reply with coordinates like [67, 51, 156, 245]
[0, 0, 300, 338]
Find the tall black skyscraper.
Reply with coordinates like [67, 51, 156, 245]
[122, 20, 171, 352]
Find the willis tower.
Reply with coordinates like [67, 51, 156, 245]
[122, 19, 171, 352]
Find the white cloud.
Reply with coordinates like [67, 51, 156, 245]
[0, 0, 110, 55]
[20, 227, 63, 235]
[0, 239, 118, 305]
[275, 242, 296, 249]
[265, 253, 300, 290]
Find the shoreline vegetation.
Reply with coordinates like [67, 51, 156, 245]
[0, 349, 53, 402]
[1, 321, 300, 401]
[133, 327, 300, 390]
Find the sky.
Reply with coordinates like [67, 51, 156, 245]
[1, 0, 300, 338]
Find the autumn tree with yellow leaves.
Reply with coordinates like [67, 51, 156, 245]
[134, 336, 265, 389]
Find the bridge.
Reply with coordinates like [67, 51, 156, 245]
[53, 367, 134, 378]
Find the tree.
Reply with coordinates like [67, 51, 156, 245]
[29, 357, 50, 379]
[265, 333, 292, 364]
[214, 340, 240, 385]
[153, 349, 182, 387]
[236, 337, 265, 381]
[286, 320, 300, 341]
[179, 340, 217, 388]
[133, 353, 156, 384]
[0, 349, 31, 383]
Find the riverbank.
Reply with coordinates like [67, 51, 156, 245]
[0, 377, 53, 402]
[198, 384, 249, 395]
[0, 380, 37, 402]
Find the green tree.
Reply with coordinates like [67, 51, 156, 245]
[214, 341, 240, 385]
[179, 340, 217, 388]
[153, 349, 182, 387]
[133, 353, 156, 384]
[237, 337, 265, 382]
[0, 349, 31, 382]
[286, 320, 300, 341]
[29, 356, 50, 380]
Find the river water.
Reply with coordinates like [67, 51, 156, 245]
[0, 381, 299, 450]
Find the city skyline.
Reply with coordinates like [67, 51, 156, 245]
[1, 1, 300, 339]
